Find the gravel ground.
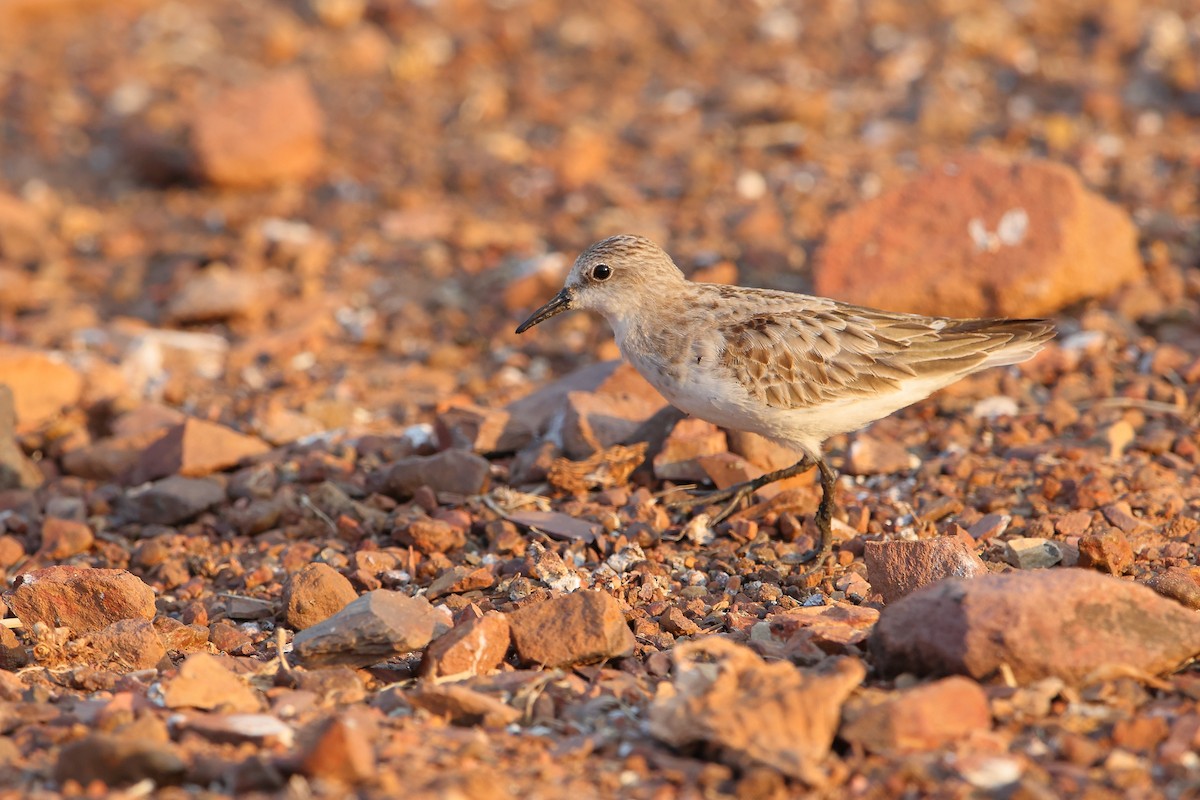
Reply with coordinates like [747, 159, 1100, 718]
[0, 1, 1199, 797]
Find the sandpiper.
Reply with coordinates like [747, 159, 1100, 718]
[516, 235, 1054, 571]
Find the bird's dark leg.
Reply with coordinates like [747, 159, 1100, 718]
[801, 458, 837, 575]
[665, 454, 818, 523]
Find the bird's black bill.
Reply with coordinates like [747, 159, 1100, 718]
[515, 288, 572, 333]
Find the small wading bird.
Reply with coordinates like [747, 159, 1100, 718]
[516, 235, 1054, 571]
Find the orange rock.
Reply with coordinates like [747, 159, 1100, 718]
[298, 714, 377, 785]
[653, 418, 728, 482]
[127, 418, 270, 483]
[841, 676, 992, 753]
[0, 347, 83, 431]
[421, 611, 511, 679]
[5, 566, 155, 633]
[190, 70, 324, 187]
[815, 154, 1144, 317]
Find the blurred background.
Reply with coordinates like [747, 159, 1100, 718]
[0, 0, 1197, 447]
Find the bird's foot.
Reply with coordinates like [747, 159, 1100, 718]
[662, 482, 757, 524]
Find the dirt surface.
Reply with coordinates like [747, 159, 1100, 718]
[1, 0, 1200, 797]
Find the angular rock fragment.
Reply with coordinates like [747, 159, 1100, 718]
[844, 435, 916, 476]
[36, 516, 94, 560]
[297, 714, 377, 785]
[653, 418, 728, 483]
[408, 683, 520, 727]
[0, 347, 83, 431]
[6, 566, 155, 633]
[55, 733, 185, 787]
[0, 385, 41, 489]
[435, 402, 532, 454]
[1144, 567, 1200, 610]
[157, 653, 263, 712]
[292, 590, 451, 668]
[127, 418, 270, 484]
[69, 618, 167, 672]
[871, 569, 1200, 685]
[1003, 537, 1062, 569]
[1077, 529, 1134, 575]
[281, 563, 358, 631]
[117, 476, 225, 525]
[381, 449, 490, 498]
[815, 154, 1143, 317]
[841, 676, 992, 753]
[649, 638, 865, 784]
[864, 537, 987, 604]
[191, 70, 324, 188]
[508, 590, 634, 668]
[421, 611, 510, 679]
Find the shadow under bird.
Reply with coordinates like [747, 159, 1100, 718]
[516, 235, 1055, 572]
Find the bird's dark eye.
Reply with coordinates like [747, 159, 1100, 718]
[591, 263, 612, 281]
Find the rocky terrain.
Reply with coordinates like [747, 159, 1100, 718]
[1, 0, 1199, 797]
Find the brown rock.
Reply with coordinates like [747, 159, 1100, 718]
[54, 733, 185, 788]
[0, 191, 46, 264]
[292, 590, 452, 668]
[36, 516, 94, 560]
[561, 389, 668, 459]
[727, 429, 802, 472]
[382, 449, 491, 499]
[696, 452, 764, 490]
[166, 263, 278, 324]
[841, 676, 992, 753]
[814, 154, 1143, 317]
[1100, 502, 1148, 535]
[421, 611, 511, 679]
[435, 402, 533, 454]
[159, 653, 264, 712]
[871, 569, 1200, 685]
[117, 476, 225, 525]
[282, 563, 358, 630]
[191, 70, 324, 187]
[864, 538, 988, 604]
[0, 347, 83, 431]
[1145, 567, 1200, 610]
[504, 361, 623, 438]
[653, 418, 728, 483]
[844, 435, 917, 476]
[508, 590, 634, 668]
[755, 604, 880, 658]
[0, 534, 25, 569]
[396, 517, 466, 554]
[298, 714, 376, 785]
[649, 638, 865, 784]
[70, 619, 167, 672]
[408, 683, 521, 727]
[127, 418, 270, 484]
[0, 384, 42, 490]
[1077, 529, 1135, 575]
[426, 565, 495, 599]
[6, 566, 155, 633]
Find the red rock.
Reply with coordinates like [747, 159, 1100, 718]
[1144, 567, 1200, 610]
[649, 638, 865, 784]
[282, 563, 358, 630]
[382, 449, 491, 498]
[70, 619, 166, 672]
[1077, 529, 1135, 575]
[508, 590, 634, 668]
[0, 385, 42, 490]
[166, 263, 279, 324]
[726, 429, 801, 472]
[653, 418, 728, 483]
[191, 71, 324, 187]
[435, 402, 533, 454]
[864, 537, 988, 604]
[421, 611, 511, 679]
[0, 191, 46, 265]
[870, 569, 1200, 685]
[755, 603, 879, 658]
[54, 733, 185, 788]
[426, 565, 495, 599]
[396, 517, 466, 554]
[5, 566, 155, 633]
[0, 534, 25, 569]
[292, 590, 452, 668]
[209, 619, 254, 655]
[1100, 502, 1148, 535]
[127, 418, 270, 484]
[696, 452, 764, 490]
[841, 676, 992, 753]
[158, 653, 264, 712]
[560, 389, 667, 459]
[814, 154, 1144, 317]
[408, 683, 521, 727]
[844, 435, 916, 476]
[298, 714, 376, 785]
[0, 347, 83, 431]
[36, 516, 94, 560]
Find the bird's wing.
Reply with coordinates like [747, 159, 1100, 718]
[716, 301, 1053, 409]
